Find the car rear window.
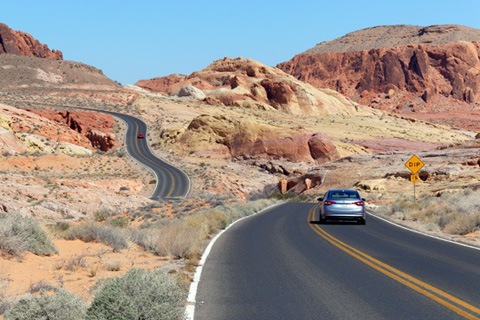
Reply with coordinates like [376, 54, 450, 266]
[329, 191, 359, 199]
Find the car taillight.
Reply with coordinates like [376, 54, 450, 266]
[354, 201, 364, 206]
[324, 200, 336, 206]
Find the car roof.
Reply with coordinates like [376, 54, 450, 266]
[327, 189, 358, 193]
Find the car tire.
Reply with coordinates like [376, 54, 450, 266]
[358, 218, 366, 225]
[319, 215, 326, 224]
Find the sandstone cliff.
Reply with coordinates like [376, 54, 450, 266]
[278, 25, 480, 114]
[0, 23, 62, 60]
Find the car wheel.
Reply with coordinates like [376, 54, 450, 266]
[358, 218, 366, 225]
[319, 214, 326, 224]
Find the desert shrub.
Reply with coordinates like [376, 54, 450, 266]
[131, 198, 278, 259]
[5, 287, 86, 320]
[94, 207, 118, 222]
[65, 254, 88, 272]
[218, 198, 278, 225]
[109, 217, 129, 228]
[0, 213, 57, 257]
[86, 269, 185, 320]
[152, 221, 202, 259]
[105, 260, 121, 271]
[65, 223, 128, 251]
[376, 188, 480, 235]
[184, 209, 228, 239]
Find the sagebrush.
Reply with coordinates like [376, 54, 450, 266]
[5, 287, 86, 320]
[86, 269, 185, 320]
[0, 213, 57, 257]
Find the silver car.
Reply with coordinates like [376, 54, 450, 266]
[318, 189, 366, 225]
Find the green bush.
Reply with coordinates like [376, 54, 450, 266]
[0, 213, 57, 257]
[5, 287, 86, 320]
[87, 269, 185, 320]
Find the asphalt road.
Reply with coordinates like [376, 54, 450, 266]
[71, 108, 190, 199]
[194, 202, 480, 320]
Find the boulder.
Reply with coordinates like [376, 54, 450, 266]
[308, 133, 339, 163]
[177, 86, 206, 100]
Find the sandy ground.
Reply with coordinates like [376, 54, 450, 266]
[0, 239, 169, 304]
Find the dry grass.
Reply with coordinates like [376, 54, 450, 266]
[130, 198, 278, 262]
[375, 188, 480, 235]
[63, 223, 129, 251]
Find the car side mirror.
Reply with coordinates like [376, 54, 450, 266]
[317, 197, 323, 202]
[362, 198, 366, 201]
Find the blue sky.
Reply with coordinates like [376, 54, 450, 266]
[2, 1, 479, 85]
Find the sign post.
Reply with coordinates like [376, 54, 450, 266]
[405, 155, 424, 202]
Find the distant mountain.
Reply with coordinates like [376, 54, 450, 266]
[0, 23, 62, 60]
[0, 23, 118, 89]
[277, 25, 480, 116]
[304, 24, 480, 54]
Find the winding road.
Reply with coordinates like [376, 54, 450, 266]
[194, 202, 480, 320]
[74, 108, 190, 199]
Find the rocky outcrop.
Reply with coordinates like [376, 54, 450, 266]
[0, 23, 62, 60]
[177, 114, 340, 163]
[178, 85, 207, 100]
[135, 74, 186, 94]
[28, 109, 116, 152]
[136, 57, 369, 116]
[0, 104, 93, 155]
[278, 25, 480, 112]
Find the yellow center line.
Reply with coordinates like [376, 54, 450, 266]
[165, 169, 176, 198]
[307, 205, 480, 320]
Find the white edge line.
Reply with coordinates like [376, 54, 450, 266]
[185, 202, 282, 320]
[368, 211, 480, 251]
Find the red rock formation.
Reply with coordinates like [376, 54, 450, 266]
[0, 23, 62, 60]
[135, 74, 186, 94]
[135, 57, 362, 116]
[29, 109, 116, 152]
[180, 114, 340, 163]
[277, 25, 480, 112]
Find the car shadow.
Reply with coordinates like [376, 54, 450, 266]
[309, 220, 363, 226]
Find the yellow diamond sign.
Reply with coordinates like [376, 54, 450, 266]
[405, 154, 424, 174]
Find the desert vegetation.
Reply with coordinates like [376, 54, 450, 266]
[0, 213, 58, 257]
[373, 188, 480, 236]
[0, 197, 278, 318]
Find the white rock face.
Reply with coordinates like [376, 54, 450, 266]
[177, 85, 206, 100]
